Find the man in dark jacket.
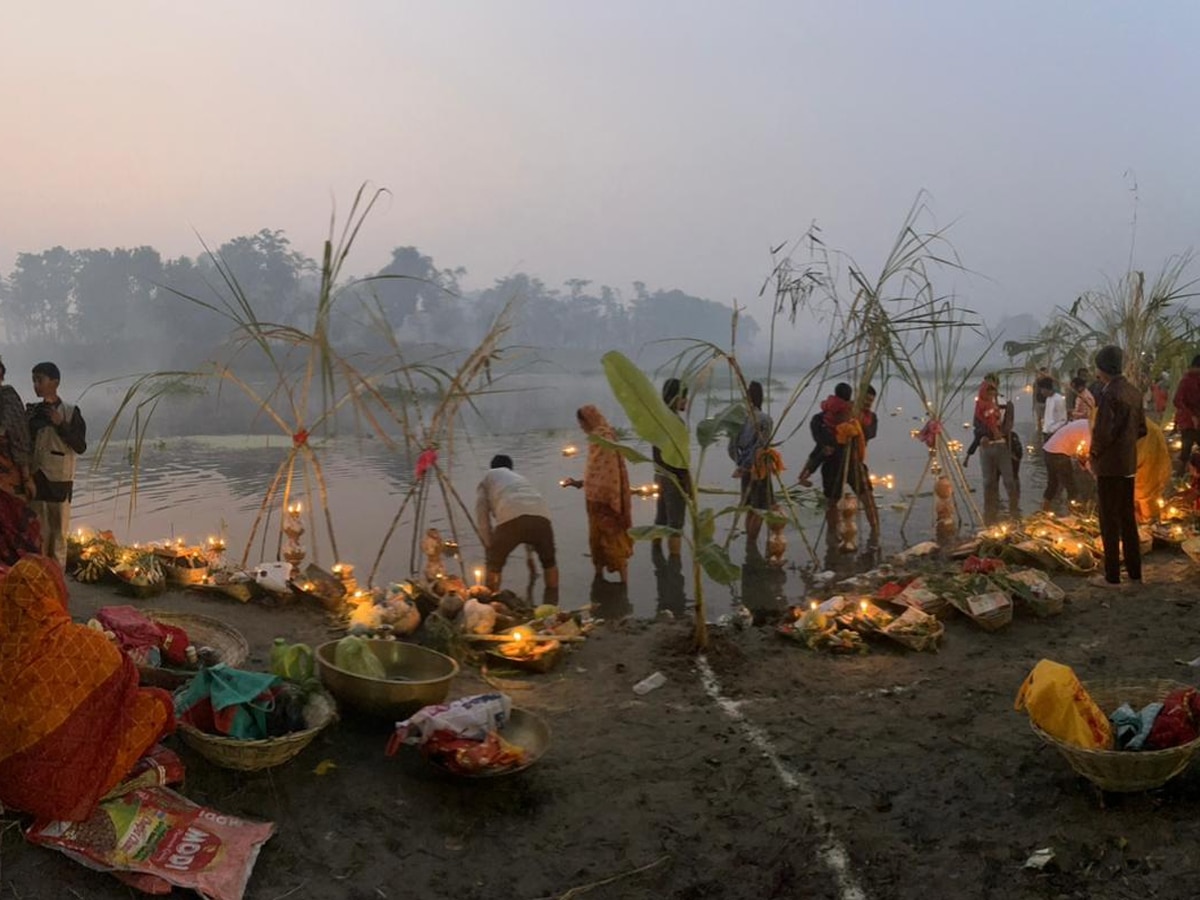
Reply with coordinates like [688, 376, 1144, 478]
[1088, 345, 1147, 587]
[1172, 355, 1200, 475]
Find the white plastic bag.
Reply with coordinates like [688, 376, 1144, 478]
[253, 562, 292, 594]
[389, 693, 512, 748]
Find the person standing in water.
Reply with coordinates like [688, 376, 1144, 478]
[27, 362, 86, 570]
[652, 378, 690, 559]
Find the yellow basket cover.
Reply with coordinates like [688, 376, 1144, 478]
[1014, 659, 1114, 750]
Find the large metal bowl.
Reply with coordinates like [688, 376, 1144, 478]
[424, 707, 551, 779]
[316, 639, 459, 719]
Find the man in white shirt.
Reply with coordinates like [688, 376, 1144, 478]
[476, 455, 559, 593]
[1037, 377, 1075, 512]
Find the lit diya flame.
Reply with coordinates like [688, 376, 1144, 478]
[562, 445, 579, 457]
[474, 567, 483, 586]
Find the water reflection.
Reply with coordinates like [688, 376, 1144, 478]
[589, 578, 632, 620]
[737, 550, 788, 625]
[651, 543, 686, 618]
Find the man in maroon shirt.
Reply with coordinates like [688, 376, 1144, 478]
[1173, 355, 1200, 475]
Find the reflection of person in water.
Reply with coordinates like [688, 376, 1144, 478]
[738, 553, 787, 623]
[589, 576, 632, 621]
[652, 542, 686, 618]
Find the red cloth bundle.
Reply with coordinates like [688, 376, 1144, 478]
[1146, 687, 1200, 750]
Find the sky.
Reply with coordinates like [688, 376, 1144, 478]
[3, 1, 1199, 335]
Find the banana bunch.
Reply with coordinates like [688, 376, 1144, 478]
[75, 554, 112, 583]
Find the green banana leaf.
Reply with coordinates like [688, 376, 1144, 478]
[697, 542, 740, 585]
[697, 403, 746, 449]
[601, 351, 689, 471]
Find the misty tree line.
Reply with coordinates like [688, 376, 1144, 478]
[0, 230, 757, 353]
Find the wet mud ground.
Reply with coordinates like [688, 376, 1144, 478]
[4, 552, 1200, 899]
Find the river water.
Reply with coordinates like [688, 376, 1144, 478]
[70, 373, 1048, 618]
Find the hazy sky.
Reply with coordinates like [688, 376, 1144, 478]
[4, 1, 1199, 331]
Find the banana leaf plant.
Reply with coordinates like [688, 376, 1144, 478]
[600, 350, 745, 649]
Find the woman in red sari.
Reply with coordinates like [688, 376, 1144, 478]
[0, 357, 39, 567]
[0, 556, 174, 821]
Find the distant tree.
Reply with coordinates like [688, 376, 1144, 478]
[632, 288, 758, 349]
[214, 229, 313, 327]
[369, 246, 462, 333]
[156, 254, 232, 349]
[73, 246, 164, 343]
[6, 247, 77, 340]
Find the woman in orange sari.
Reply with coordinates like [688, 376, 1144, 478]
[0, 556, 174, 821]
[576, 405, 634, 582]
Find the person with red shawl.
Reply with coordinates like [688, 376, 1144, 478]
[1173, 355, 1200, 476]
[574, 405, 634, 583]
[0, 556, 174, 821]
[0, 357, 40, 568]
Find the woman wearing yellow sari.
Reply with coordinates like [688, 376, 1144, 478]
[0, 556, 173, 821]
[575, 405, 634, 582]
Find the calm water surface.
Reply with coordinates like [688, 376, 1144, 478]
[71, 375, 1049, 617]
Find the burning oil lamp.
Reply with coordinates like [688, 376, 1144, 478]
[562, 445, 578, 457]
[332, 562, 359, 595]
[474, 567, 483, 587]
[282, 502, 306, 579]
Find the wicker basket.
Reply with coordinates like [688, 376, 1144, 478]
[951, 592, 1013, 631]
[137, 610, 250, 690]
[176, 692, 337, 771]
[164, 562, 209, 586]
[1004, 569, 1066, 618]
[1032, 678, 1200, 792]
[881, 608, 944, 652]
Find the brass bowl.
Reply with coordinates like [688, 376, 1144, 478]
[424, 707, 551, 779]
[316, 639, 459, 719]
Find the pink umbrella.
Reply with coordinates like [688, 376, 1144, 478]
[1043, 419, 1090, 457]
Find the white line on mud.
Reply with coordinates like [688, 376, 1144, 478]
[696, 654, 868, 900]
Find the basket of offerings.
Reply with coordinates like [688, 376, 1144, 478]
[950, 590, 1013, 631]
[881, 607, 944, 652]
[153, 546, 209, 586]
[137, 610, 250, 689]
[996, 569, 1065, 618]
[889, 578, 952, 620]
[188, 569, 256, 603]
[1031, 679, 1200, 792]
[111, 563, 168, 598]
[290, 563, 348, 612]
[486, 633, 563, 674]
[176, 689, 337, 772]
